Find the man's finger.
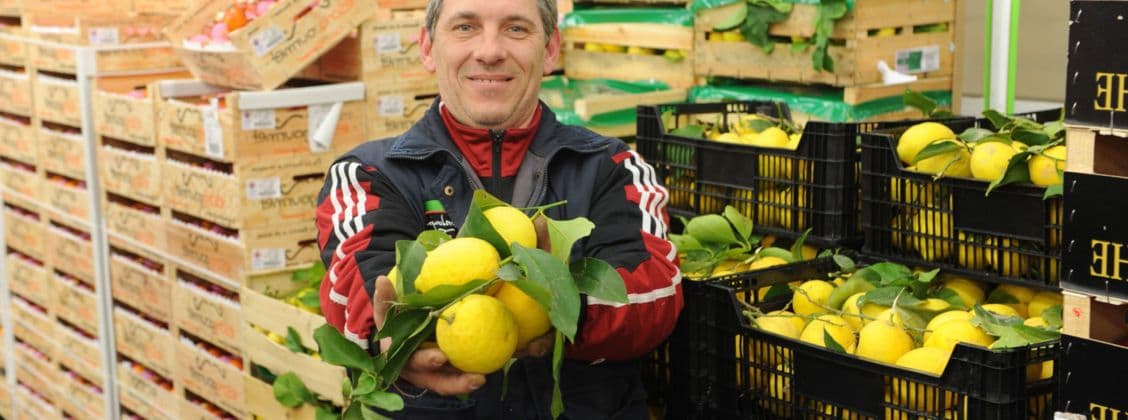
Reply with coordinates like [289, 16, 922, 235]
[401, 370, 486, 396]
[407, 348, 448, 371]
[372, 275, 396, 329]
[527, 335, 554, 357]
[533, 214, 551, 252]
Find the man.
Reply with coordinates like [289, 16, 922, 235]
[315, 0, 682, 417]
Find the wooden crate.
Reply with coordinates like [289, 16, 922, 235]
[365, 83, 438, 140]
[132, 0, 194, 15]
[378, 0, 425, 9]
[58, 377, 103, 420]
[42, 172, 88, 221]
[105, 194, 165, 253]
[114, 306, 176, 379]
[173, 266, 243, 355]
[0, 113, 36, 165]
[694, 0, 955, 87]
[155, 79, 367, 162]
[20, 0, 132, 15]
[245, 374, 319, 420]
[179, 392, 239, 420]
[242, 287, 346, 405]
[38, 124, 86, 181]
[562, 17, 694, 88]
[0, 67, 32, 116]
[55, 320, 103, 386]
[11, 298, 57, 359]
[14, 342, 59, 395]
[15, 382, 60, 420]
[7, 252, 50, 308]
[109, 246, 172, 323]
[28, 37, 181, 75]
[175, 335, 246, 418]
[0, 380, 11, 420]
[0, 31, 26, 66]
[161, 150, 331, 230]
[165, 0, 375, 91]
[32, 72, 81, 126]
[100, 141, 161, 207]
[46, 218, 94, 283]
[24, 11, 168, 45]
[53, 273, 99, 334]
[165, 215, 320, 280]
[1063, 290, 1128, 341]
[0, 159, 40, 200]
[1065, 125, 1128, 178]
[3, 200, 45, 259]
[117, 361, 177, 420]
[96, 84, 155, 146]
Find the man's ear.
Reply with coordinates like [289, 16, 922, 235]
[420, 27, 436, 73]
[542, 30, 561, 75]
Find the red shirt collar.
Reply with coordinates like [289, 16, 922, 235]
[439, 103, 541, 178]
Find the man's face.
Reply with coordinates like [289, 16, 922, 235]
[420, 0, 560, 130]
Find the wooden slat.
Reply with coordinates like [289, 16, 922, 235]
[574, 88, 687, 121]
[842, 77, 952, 104]
[563, 23, 693, 51]
[565, 49, 694, 89]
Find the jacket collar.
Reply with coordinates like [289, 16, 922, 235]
[387, 98, 607, 161]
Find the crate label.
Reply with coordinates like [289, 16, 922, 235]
[895, 45, 940, 74]
[246, 177, 282, 200]
[376, 33, 402, 54]
[241, 109, 276, 130]
[202, 101, 224, 159]
[251, 248, 286, 271]
[378, 95, 405, 117]
[88, 27, 120, 46]
[308, 102, 337, 152]
[251, 25, 286, 56]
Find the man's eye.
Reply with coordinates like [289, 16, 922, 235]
[507, 26, 529, 33]
[455, 24, 473, 32]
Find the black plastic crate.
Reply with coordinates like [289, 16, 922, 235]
[640, 281, 703, 419]
[859, 117, 1063, 289]
[1058, 334, 1128, 416]
[687, 257, 1058, 419]
[636, 101, 972, 248]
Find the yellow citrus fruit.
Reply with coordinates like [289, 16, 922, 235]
[436, 294, 518, 374]
[925, 310, 973, 342]
[842, 293, 887, 331]
[894, 347, 954, 411]
[792, 280, 835, 316]
[386, 266, 399, 292]
[909, 209, 953, 261]
[993, 283, 1036, 303]
[414, 238, 500, 293]
[976, 303, 1023, 319]
[941, 276, 985, 307]
[484, 206, 537, 249]
[1027, 291, 1063, 319]
[890, 177, 936, 205]
[970, 141, 1019, 181]
[720, 30, 745, 42]
[752, 364, 791, 416]
[772, 310, 807, 335]
[1028, 145, 1065, 187]
[915, 140, 972, 178]
[957, 231, 989, 270]
[493, 282, 551, 349]
[602, 44, 626, 53]
[924, 318, 995, 352]
[755, 127, 790, 148]
[715, 132, 742, 144]
[1023, 317, 1048, 328]
[871, 308, 904, 327]
[800, 314, 857, 352]
[750, 256, 788, 270]
[986, 238, 1029, 277]
[898, 122, 956, 165]
[712, 259, 750, 277]
[775, 187, 807, 229]
[855, 320, 914, 364]
[786, 133, 801, 150]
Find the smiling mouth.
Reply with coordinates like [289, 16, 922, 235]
[468, 76, 513, 84]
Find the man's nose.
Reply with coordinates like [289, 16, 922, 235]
[472, 29, 506, 65]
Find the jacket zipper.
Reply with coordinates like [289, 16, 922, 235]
[490, 129, 504, 193]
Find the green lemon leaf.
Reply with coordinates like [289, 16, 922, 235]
[343, 404, 364, 420]
[670, 234, 703, 252]
[982, 109, 1014, 131]
[989, 324, 1061, 349]
[298, 290, 321, 313]
[399, 280, 489, 308]
[357, 391, 405, 412]
[790, 229, 811, 261]
[724, 206, 754, 242]
[861, 286, 920, 308]
[513, 244, 582, 340]
[572, 257, 628, 304]
[316, 405, 339, 420]
[273, 372, 317, 408]
[458, 192, 512, 257]
[791, 39, 810, 53]
[761, 284, 793, 302]
[1043, 120, 1066, 141]
[911, 140, 963, 164]
[827, 275, 876, 310]
[823, 330, 848, 354]
[686, 214, 739, 245]
[741, 3, 789, 53]
[931, 288, 969, 310]
[354, 372, 378, 396]
[904, 89, 938, 116]
[971, 305, 1024, 335]
[670, 125, 705, 139]
[342, 376, 354, 400]
[292, 261, 327, 288]
[757, 247, 796, 263]
[313, 324, 374, 372]
[986, 152, 1033, 195]
[252, 364, 277, 383]
[1044, 183, 1063, 199]
[395, 240, 427, 296]
[746, 118, 777, 134]
[374, 308, 430, 352]
[379, 320, 436, 387]
[551, 330, 566, 418]
[1043, 304, 1064, 329]
[285, 326, 308, 353]
[497, 263, 523, 282]
[957, 128, 999, 143]
[865, 262, 913, 285]
[916, 268, 940, 285]
[509, 278, 553, 313]
[417, 230, 452, 252]
[361, 406, 391, 420]
[832, 254, 855, 272]
[1012, 128, 1052, 146]
[544, 216, 596, 263]
[986, 289, 1021, 304]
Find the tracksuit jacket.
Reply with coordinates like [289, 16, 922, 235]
[315, 99, 683, 419]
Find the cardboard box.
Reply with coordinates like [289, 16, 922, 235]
[47, 219, 94, 283]
[53, 273, 99, 334]
[166, 217, 319, 280]
[176, 337, 246, 418]
[0, 114, 36, 165]
[162, 151, 330, 229]
[7, 253, 50, 308]
[0, 67, 32, 116]
[165, 0, 375, 91]
[109, 248, 172, 323]
[42, 173, 88, 221]
[365, 83, 437, 140]
[3, 201, 45, 259]
[56, 321, 104, 385]
[32, 72, 81, 127]
[99, 141, 161, 205]
[244, 374, 319, 420]
[156, 79, 366, 162]
[105, 196, 165, 252]
[114, 306, 176, 378]
[38, 124, 87, 181]
[173, 270, 243, 355]
[117, 362, 177, 420]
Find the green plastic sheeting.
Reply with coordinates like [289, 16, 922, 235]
[560, 8, 694, 28]
[540, 76, 681, 127]
[689, 0, 855, 14]
[689, 84, 951, 122]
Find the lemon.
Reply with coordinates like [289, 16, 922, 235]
[986, 238, 1029, 277]
[626, 46, 655, 55]
[436, 294, 518, 374]
[793, 280, 834, 316]
[775, 187, 807, 229]
[1023, 317, 1049, 328]
[771, 310, 807, 335]
[924, 319, 994, 352]
[387, 266, 399, 292]
[800, 314, 857, 352]
[266, 332, 285, 345]
[993, 283, 1036, 303]
[875, 27, 897, 37]
[941, 276, 984, 307]
[1027, 291, 1062, 319]
[842, 293, 887, 331]
[890, 177, 936, 205]
[970, 141, 1019, 181]
[924, 310, 973, 342]
[715, 132, 742, 144]
[720, 30, 745, 42]
[484, 206, 537, 249]
[909, 209, 953, 261]
[493, 282, 551, 349]
[414, 238, 500, 293]
[855, 320, 914, 364]
[1028, 145, 1065, 186]
[752, 364, 791, 416]
[603, 44, 626, 53]
[894, 347, 954, 411]
[749, 256, 788, 270]
[976, 303, 1023, 319]
[871, 308, 904, 327]
[957, 231, 989, 270]
[583, 43, 603, 52]
[897, 122, 956, 165]
[786, 133, 801, 150]
[915, 140, 972, 178]
[711, 259, 750, 277]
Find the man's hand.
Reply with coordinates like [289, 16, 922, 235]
[372, 275, 485, 396]
[513, 331, 555, 358]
